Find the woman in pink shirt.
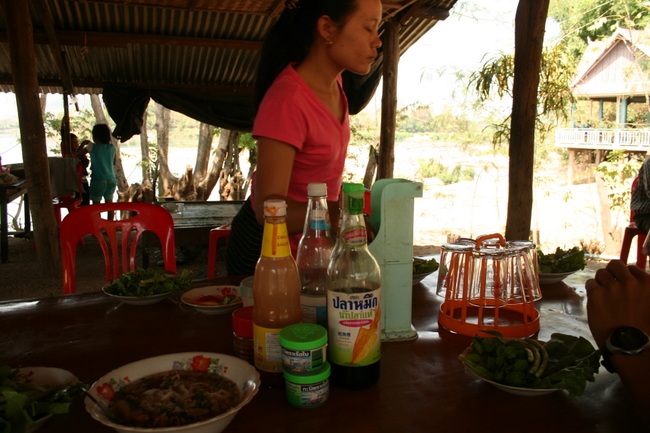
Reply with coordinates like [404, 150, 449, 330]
[226, 0, 383, 276]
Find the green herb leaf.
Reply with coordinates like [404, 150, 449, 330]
[538, 246, 586, 273]
[104, 268, 193, 297]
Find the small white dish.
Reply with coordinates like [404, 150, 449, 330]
[465, 367, 559, 396]
[102, 286, 174, 305]
[181, 285, 242, 315]
[538, 271, 577, 285]
[12, 367, 79, 433]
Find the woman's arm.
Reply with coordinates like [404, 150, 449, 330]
[254, 136, 308, 235]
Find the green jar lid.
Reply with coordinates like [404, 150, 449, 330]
[279, 323, 328, 350]
[284, 362, 331, 384]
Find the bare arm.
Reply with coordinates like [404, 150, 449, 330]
[585, 260, 650, 420]
[74, 140, 91, 158]
[254, 137, 307, 235]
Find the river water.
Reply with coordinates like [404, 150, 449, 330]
[0, 134, 225, 229]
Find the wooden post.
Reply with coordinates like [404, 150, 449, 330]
[505, 0, 550, 241]
[2, 0, 60, 274]
[378, 18, 400, 180]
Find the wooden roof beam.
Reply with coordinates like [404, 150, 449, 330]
[0, 29, 263, 51]
[35, 0, 76, 95]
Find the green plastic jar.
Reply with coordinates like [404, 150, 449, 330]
[279, 323, 327, 372]
[283, 362, 330, 408]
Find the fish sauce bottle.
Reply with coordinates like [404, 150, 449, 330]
[253, 199, 303, 386]
[296, 182, 334, 328]
[327, 183, 381, 389]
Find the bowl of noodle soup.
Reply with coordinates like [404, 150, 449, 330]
[84, 352, 260, 433]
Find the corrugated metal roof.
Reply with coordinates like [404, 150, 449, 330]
[0, 0, 458, 95]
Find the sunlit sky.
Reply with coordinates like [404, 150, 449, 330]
[0, 0, 560, 121]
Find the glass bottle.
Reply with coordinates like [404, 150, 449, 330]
[327, 183, 381, 390]
[296, 182, 333, 328]
[253, 199, 303, 386]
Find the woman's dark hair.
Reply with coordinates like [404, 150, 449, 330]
[92, 124, 112, 144]
[253, 0, 359, 111]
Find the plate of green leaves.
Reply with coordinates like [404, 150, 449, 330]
[412, 257, 439, 284]
[537, 246, 586, 284]
[459, 331, 600, 397]
[103, 268, 192, 305]
[1, 365, 87, 433]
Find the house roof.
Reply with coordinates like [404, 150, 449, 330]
[571, 27, 650, 98]
[0, 0, 456, 97]
[0, 0, 458, 137]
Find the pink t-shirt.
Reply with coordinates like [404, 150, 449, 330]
[252, 63, 350, 205]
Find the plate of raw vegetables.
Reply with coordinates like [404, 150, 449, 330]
[458, 331, 600, 397]
[0, 365, 87, 433]
[537, 246, 586, 285]
[412, 257, 439, 284]
[103, 268, 193, 305]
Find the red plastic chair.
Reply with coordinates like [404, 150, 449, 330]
[53, 161, 84, 225]
[620, 177, 648, 269]
[207, 223, 231, 278]
[60, 202, 177, 294]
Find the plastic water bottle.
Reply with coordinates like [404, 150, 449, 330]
[296, 183, 333, 328]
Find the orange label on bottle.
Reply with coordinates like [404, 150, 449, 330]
[261, 221, 291, 258]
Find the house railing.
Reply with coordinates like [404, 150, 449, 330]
[555, 128, 650, 151]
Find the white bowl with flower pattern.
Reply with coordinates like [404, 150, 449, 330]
[84, 352, 260, 433]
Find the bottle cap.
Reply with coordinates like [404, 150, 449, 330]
[307, 182, 327, 197]
[283, 362, 331, 384]
[342, 183, 365, 213]
[263, 199, 287, 217]
[232, 306, 253, 338]
[279, 323, 328, 350]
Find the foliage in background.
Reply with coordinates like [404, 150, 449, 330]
[595, 149, 643, 211]
[43, 109, 96, 153]
[416, 159, 475, 184]
[548, 0, 650, 62]
[468, 43, 577, 149]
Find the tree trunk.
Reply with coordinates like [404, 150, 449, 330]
[140, 112, 150, 182]
[3, 0, 59, 276]
[195, 122, 214, 182]
[155, 103, 177, 197]
[90, 95, 128, 193]
[505, 0, 550, 241]
[378, 18, 399, 180]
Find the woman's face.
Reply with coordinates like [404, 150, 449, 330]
[328, 0, 383, 75]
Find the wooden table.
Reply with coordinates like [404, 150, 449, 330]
[0, 275, 646, 433]
[0, 179, 30, 263]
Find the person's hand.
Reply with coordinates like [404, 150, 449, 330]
[585, 260, 650, 348]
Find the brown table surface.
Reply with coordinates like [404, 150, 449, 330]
[0, 274, 646, 433]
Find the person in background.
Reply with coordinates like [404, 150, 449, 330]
[62, 133, 90, 206]
[585, 260, 650, 424]
[631, 156, 650, 234]
[225, 0, 383, 276]
[76, 124, 117, 220]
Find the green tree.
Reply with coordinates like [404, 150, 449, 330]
[468, 43, 577, 148]
[549, 0, 650, 61]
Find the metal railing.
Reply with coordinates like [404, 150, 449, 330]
[555, 128, 650, 150]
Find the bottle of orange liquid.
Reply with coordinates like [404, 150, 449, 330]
[253, 199, 303, 386]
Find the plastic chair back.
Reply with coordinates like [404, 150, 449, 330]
[60, 202, 177, 294]
[630, 176, 640, 223]
[53, 161, 84, 225]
